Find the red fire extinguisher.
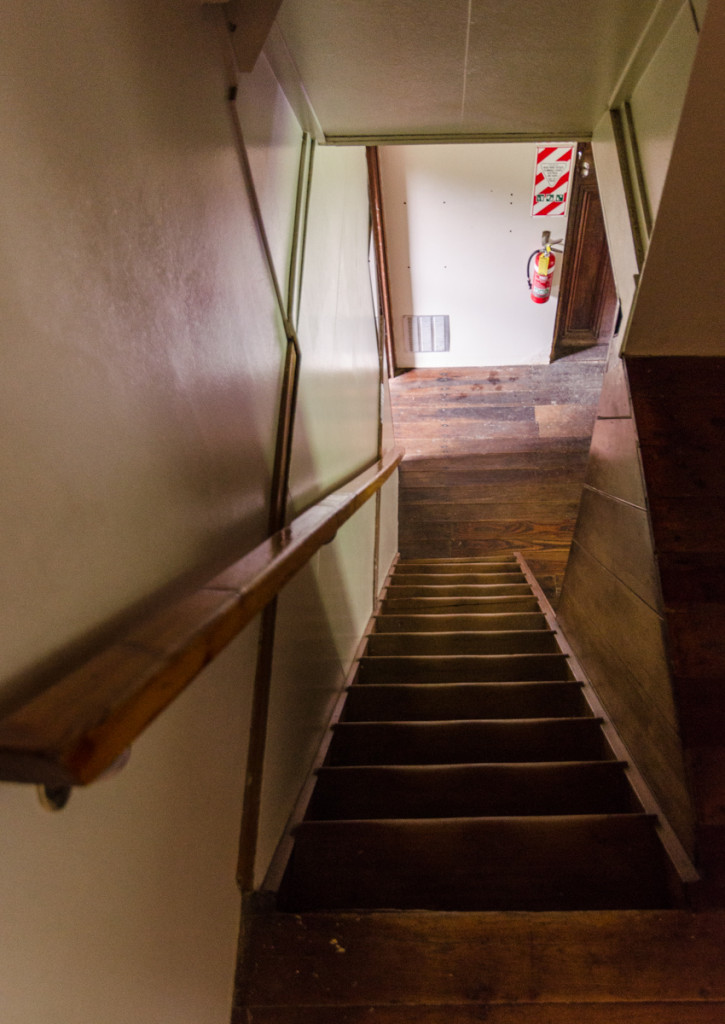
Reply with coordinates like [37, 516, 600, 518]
[526, 233, 563, 304]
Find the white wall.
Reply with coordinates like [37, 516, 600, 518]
[624, 0, 724, 356]
[0, 2, 286, 700]
[381, 143, 570, 368]
[593, 0, 700, 335]
[629, 2, 699, 223]
[289, 145, 383, 510]
[0, 628, 257, 1024]
[0, 3, 396, 1021]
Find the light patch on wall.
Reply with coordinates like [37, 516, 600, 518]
[381, 143, 564, 368]
[403, 314, 451, 353]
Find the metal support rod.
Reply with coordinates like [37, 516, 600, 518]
[366, 147, 396, 377]
[222, 37, 305, 890]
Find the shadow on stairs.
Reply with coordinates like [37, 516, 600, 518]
[233, 553, 725, 1023]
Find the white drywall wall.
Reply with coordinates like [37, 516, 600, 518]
[593, 0, 702, 340]
[381, 143, 571, 367]
[625, 0, 725, 355]
[629, 2, 699, 221]
[0, 3, 396, 1021]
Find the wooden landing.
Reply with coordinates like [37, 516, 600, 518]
[236, 907, 725, 1023]
[391, 351, 606, 600]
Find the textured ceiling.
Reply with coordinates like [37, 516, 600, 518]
[274, 0, 662, 140]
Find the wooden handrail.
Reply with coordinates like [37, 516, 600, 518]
[0, 448, 404, 788]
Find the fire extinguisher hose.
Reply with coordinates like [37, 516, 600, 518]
[526, 249, 541, 290]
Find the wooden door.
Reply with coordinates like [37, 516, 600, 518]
[551, 144, 618, 361]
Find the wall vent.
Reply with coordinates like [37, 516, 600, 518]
[403, 314, 450, 353]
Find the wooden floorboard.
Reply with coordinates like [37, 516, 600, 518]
[237, 909, 725, 1015]
[391, 348, 606, 601]
[244, 1004, 725, 1022]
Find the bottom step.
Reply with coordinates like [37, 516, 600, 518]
[280, 814, 670, 912]
[236, 909, 725, 1022]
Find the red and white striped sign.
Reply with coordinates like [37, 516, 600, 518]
[531, 144, 575, 217]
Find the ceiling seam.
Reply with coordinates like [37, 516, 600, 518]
[460, 0, 473, 123]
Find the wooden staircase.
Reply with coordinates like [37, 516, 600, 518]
[234, 555, 725, 1022]
[278, 554, 670, 914]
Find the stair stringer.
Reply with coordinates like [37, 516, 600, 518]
[513, 551, 699, 895]
[259, 553, 402, 897]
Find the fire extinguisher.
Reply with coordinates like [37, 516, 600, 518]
[526, 232, 563, 304]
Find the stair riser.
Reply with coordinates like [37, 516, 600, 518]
[381, 596, 541, 614]
[386, 584, 531, 598]
[308, 763, 638, 819]
[327, 719, 610, 766]
[342, 682, 591, 721]
[395, 561, 521, 575]
[397, 561, 520, 569]
[358, 654, 572, 684]
[388, 573, 526, 586]
[366, 631, 558, 657]
[372, 612, 548, 632]
[282, 816, 669, 912]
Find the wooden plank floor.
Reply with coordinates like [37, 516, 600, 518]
[238, 908, 725, 1022]
[391, 348, 607, 601]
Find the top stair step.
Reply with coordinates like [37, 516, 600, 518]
[382, 594, 541, 613]
[395, 562, 523, 576]
[383, 583, 533, 599]
[372, 611, 548, 632]
[388, 573, 526, 587]
[398, 555, 519, 566]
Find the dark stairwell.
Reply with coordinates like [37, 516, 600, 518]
[233, 553, 715, 1023]
[277, 553, 672, 914]
[232, 352, 724, 1022]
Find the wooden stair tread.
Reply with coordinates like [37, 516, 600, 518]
[326, 718, 608, 765]
[342, 680, 591, 720]
[307, 761, 637, 818]
[280, 814, 670, 912]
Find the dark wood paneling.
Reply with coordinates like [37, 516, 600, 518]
[626, 355, 725, 901]
[391, 353, 605, 600]
[637, 444, 725, 498]
[558, 542, 693, 848]
[650, 499, 725, 552]
[574, 487, 660, 609]
[675, 675, 725, 747]
[585, 415, 646, 506]
[658, 552, 725, 604]
[597, 344, 632, 418]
